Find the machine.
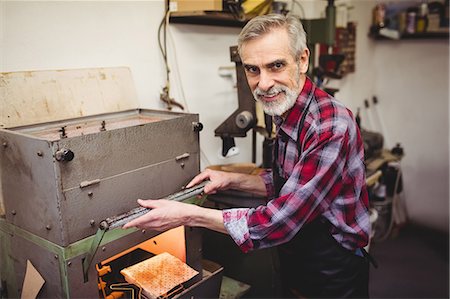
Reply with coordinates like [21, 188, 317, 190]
[0, 68, 223, 298]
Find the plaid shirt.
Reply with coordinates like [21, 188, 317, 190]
[223, 77, 370, 253]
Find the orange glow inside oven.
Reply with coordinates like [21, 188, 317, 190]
[101, 226, 186, 266]
[98, 226, 186, 298]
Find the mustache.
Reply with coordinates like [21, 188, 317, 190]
[253, 85, 287, 98]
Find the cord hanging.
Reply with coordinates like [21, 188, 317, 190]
[158, 8, 184, 110]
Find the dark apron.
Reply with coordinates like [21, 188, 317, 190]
[273, 88, 370, 298]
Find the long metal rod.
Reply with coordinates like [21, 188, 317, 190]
[99, 180, 209, 231]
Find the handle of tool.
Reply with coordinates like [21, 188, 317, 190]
[99, 180, 209, 230]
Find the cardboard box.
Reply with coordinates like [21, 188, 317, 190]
[169, 0, 222, 13]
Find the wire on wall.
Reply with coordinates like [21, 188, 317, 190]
[159, 5, 212, 166]
[166, 22, 189, 113]
[158, 7, 184, 111]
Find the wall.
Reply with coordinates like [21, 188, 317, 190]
[372, 40, 449, 231]
[0, 1, 167, 107]
[334, 1, 449, 232]
[1, 0, 448, 232]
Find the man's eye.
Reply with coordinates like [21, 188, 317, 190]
[273, 62, 284, 70]
[245, 66, 259, 74]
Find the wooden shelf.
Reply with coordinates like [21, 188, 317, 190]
[400, 31, 449, 39]
[369, 30, 449, 40]
[169, 12, 248, 27]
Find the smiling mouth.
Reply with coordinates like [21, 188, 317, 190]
[254, 85, 287, 103]
[261, 92, 283, 102]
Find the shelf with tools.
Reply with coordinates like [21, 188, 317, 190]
[368, 1, 449, 41]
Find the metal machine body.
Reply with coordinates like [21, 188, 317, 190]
[0, 68, 223, 298]
[0, 109, 201, 246]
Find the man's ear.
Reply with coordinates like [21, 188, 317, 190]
[299, 48, 310, 74]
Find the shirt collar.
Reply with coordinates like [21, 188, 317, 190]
[274, 77, 314, 142]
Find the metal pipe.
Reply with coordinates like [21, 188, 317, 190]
[99, 180, 210, 231]
[325, 0, 336, 47]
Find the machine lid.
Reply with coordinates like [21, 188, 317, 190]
[0, 67, 139, 128]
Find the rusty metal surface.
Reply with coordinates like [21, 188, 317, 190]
[0, 109, 200, 246]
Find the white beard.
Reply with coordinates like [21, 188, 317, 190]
[253, 85, 299, 116]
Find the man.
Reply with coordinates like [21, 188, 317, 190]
[124, 14, 370, 298]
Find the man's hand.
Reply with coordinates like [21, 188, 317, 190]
[187, 168, 267, 197]
[186, 169, 236, 194]
[122, 199, 194, 231]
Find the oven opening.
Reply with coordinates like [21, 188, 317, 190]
[97, 226, 196, 299]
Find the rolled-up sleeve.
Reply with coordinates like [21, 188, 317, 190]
[222, 208, 253, 253]
[260, 169, 275, 199]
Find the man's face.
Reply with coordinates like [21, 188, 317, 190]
[240, 28, 309, 116]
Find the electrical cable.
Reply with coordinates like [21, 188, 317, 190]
[166, 22, 189, 111]
[158, 9, 169, 82]
[164, 16, 212, 167]
[158, 9, 184, 110]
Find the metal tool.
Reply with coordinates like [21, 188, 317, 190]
[99, 180, 209, 231]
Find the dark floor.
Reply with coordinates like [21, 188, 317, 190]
[369, 224, 449, 298]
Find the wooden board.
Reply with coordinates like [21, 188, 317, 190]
[0, 67, 139, 128]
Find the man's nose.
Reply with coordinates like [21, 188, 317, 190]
[257, 70, 275, 92]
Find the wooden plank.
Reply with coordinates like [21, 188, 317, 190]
[0, 67, 139, 128]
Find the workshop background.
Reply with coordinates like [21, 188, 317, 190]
[0, 0, 448, 297]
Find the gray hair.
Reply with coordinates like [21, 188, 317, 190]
[237, 14, 307, 61]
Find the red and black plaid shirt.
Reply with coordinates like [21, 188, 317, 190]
[223, 77, 370, 253]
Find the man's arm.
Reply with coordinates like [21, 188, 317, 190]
[122, 169, 266, 233]
[122, 199, 228, 233]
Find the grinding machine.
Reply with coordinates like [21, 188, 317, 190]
[0, 67, 223, 298]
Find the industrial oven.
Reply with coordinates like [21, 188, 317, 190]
[0, 68, 223, 298]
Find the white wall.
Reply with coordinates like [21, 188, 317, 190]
[1, 0, 448, 231]
[334, 1, 449, 232]
[372, 40, 449, 231]
[1, 1, 167, 108]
